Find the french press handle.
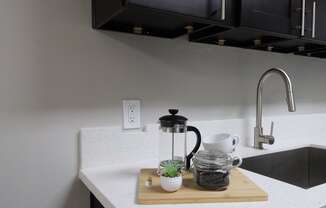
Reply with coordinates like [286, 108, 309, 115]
[186, 126, 201, 170]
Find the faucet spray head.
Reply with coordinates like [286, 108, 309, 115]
[286, 90, 296, 112]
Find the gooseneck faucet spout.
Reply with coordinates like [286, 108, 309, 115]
[254, 68, 296, 149]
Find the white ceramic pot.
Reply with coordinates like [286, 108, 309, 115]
[160, 175, 182, 192]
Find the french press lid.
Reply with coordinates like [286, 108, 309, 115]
[159, 109, 187, 128]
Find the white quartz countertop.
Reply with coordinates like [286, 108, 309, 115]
[79, 141, 326, 208]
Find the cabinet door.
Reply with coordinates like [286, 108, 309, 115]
[127, 0, 236, 27]
[127, 0, 213, 18]
[240, 0, 293, 35]
[293, 0, 326, 42]
[312, 0, 326, 42]
[295, 0, 316, 39]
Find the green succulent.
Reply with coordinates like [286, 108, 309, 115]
[161, 161, 181, 178]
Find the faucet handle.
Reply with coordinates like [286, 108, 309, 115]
[270, 121, 274, 136]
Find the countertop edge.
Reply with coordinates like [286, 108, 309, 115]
[79, 171, 116, 208]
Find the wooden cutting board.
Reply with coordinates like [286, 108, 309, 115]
[137, 168, 268, 205]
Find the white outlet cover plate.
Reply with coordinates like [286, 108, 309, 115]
[122, 99, 141, 129]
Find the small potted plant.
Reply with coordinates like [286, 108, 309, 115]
[160, 161, 182, 192]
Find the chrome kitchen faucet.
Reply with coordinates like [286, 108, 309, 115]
[254, 68, 296, 149]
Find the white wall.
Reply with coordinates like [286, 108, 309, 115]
[1, 0, 326, 207]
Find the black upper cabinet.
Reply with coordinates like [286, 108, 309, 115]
[92, 0, 326, 58]
[284, 0, 326, 57]
[295, 0, 326, 58]
[189, 0, 326, 56]
[92, 0, 237, 38]
[92, 0, 208, 38]
[190, 0, 298, 52]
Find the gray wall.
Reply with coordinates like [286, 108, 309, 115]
[1, 0, 326, 207]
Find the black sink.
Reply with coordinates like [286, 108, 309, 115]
[240, 147, 326, 189]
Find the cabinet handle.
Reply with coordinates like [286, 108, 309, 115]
[312, 1, 316, 38]
[301, 0, 306, 36]
[221, 0, 226, 20]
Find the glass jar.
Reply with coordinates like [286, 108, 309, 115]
[192, 150, 242, 190]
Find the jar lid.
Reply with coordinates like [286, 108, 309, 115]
[192, 150, 233, 170]
[159, 109, 188, 128]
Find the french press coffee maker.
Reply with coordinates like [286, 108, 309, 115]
[158, 109, 201, 170]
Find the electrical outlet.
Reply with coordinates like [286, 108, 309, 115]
[123, 99, 141, 129]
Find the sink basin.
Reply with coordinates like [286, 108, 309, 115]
[240, 147, 326, 189]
